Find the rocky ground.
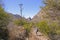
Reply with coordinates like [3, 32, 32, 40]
[7, 22, 50, 40]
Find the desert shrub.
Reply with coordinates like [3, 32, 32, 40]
[14, 19, 27, 26]
[0, 6, 10, 40]
[36, 20, 60, 40]
[14, 19, 33, 37]
[36, 20, 50, 35]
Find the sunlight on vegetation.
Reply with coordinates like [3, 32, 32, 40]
[36, 20, 50, 35]
[14, 19, 27, 26]
[36, 20, 60, 40]
[14, 19, 33, 33]
[0, 0, 60, 40]
[0, 6, 10, 40]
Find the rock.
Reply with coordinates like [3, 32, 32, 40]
[32, 8, 60, 23]
[7, 22, 26, 40]
[28, 27, 50, 40]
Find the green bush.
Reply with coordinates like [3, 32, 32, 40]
[14, 19, 33, 37]
[0, 6, 10, 40]
[36, 20, 50, 35]
[14, 19, 33, 32]
[36, 20, 60, 40]
[50, 22, 60, 34]
[23, 22, 33, 32]
[14, 19, 27, 26]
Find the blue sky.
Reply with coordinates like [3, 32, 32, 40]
[3, 0, 44, 18]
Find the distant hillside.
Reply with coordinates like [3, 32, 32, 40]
[32, 8, 60, 23]
[7, 13, 27, 21]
